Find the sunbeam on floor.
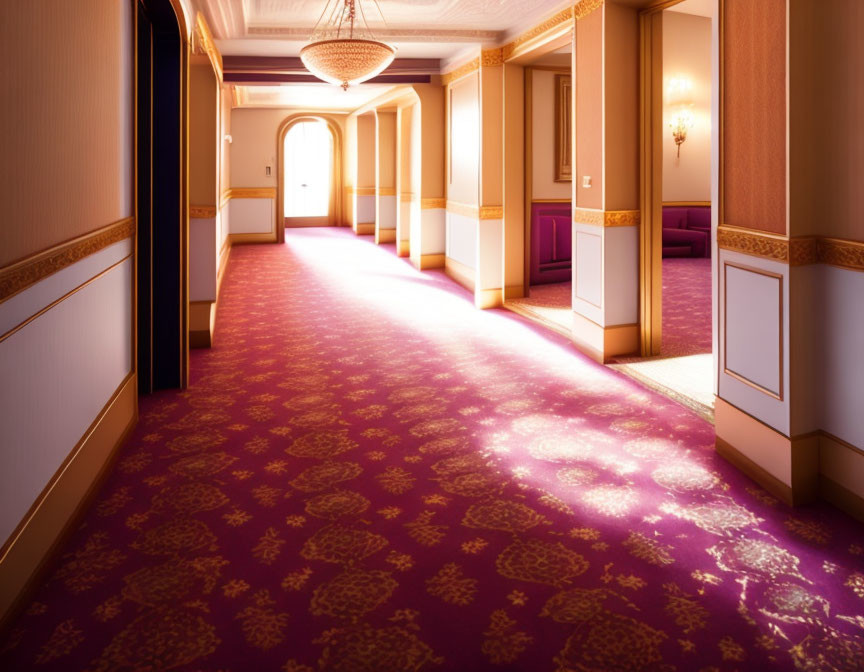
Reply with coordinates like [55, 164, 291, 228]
[2, 228, 861, 672]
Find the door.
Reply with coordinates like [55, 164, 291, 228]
[284, 120, 334, 227]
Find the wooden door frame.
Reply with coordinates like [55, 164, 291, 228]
[276, 115, 343, 243]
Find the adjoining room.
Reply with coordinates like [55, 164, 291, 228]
[611, 0, 715, 419]
[505, 47, 573, 337]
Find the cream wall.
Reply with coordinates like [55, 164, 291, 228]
[448, 73, 480, 206]
[356, 114, 376, 188]
[230, 108, 346, 188]
[229, 108, 346, 234]
[575, 8, 603, 211]
[663, 11, 711, 202]
[0, 0, 136, 610]
[531, 69, 571, 201]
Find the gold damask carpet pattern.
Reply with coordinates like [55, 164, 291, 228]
[1, 229, 862, 671]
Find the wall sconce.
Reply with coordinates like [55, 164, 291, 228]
[669, 108, 694, 158]
[666, 77, 694, 158]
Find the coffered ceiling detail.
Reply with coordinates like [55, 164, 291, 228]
[199, 0, 571, 58]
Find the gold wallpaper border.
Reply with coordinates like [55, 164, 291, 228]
[0, 217, 136, 303]
[441, 58, 480, 86]
[574, 0, 604, 21]
[228, 187, 277, 199]
[377, 187, 397, 196]
[190, 205, 217, 218]
[421, 198, 446, 210]
[718, 227, 863, 270]
[573, 208, 640, 227]
[502, 6, 575, 60]
[445, 202, 504, 219]
[818, 237, 864, 271]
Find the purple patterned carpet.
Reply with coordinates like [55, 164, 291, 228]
[662, 258, 712, 357]
[1, 229, 862, 671]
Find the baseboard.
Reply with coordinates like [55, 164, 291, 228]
[189, 301, 214, 349]
[819, 475, 864, 523]
[411, 253, 445, 270]
[354, 222, 375, 235]
[504, 285, 525, 300]
[714, 397, 818, 506]
[475, 288, 503, 310]
[716, 435, 795, 506]
[445, 257, 475, 292]
[397, 240, 410, 257]
[228, 232, 276, 245]
[571, 313, 638, 364]
[0, 372, 138, 628]
[376, 228, 396, 244]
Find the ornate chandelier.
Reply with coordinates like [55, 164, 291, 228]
[300, 0, 395, 90]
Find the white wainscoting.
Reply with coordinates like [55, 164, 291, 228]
[572, 224, 603, 323]
[476, 219, 503, 291]
[421, 209, 446, 254]
[377, 194, 397, 230]
[604, 225, 638, 326]
[446, 211, 477, 268]
[0, 245, 133, 544]
[820, 264, 864, 451]
[355, 194, 375, 224]
[190, 217, 217, 302]
[229, 197, 274, 234]
[718, 249, 789, 434]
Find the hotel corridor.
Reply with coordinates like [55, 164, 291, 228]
[2, 229, 862, 671]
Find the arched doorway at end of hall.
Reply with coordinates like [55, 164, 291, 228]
[276, 115, 344, 243]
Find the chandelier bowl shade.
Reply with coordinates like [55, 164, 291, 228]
[301, 38, 395, 90]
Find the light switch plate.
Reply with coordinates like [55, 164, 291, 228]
[582, 176, 592, 188]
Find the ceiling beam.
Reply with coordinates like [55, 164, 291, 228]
[222, 56, 440, 75]
[224, 72, 432, 85]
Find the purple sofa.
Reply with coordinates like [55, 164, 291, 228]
[662, 206, 711, 258]
[530, 202, 572, 285]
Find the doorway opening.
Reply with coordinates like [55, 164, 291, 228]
[136, 0, 189, 393]
[612, 0, 715, 420]
[505, 52, 574, 339]
[283, 119, 335, 228]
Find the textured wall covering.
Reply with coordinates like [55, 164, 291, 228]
[575, 8, 603, 211]
[723, 0, 786, 234]
[0, 1, 133, 267]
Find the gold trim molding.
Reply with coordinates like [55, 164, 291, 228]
[349, 186, 377, 196]
[441, 58, 480, 86]
[445, 202, 503, 219]
[819, 237, 864, 271]
[481, 48, 504, 67]
[228, 187, 277, 199]
[574, 0, 604, 21]
[0, 217, 135, 303]
[480, 206, 504, 220]
[190, 205, 217, 218]
[502, 6, 575, 61]
[377, 187, 397, 196]
[573, 208, 640, 227]
[400, 192, 415, 202]
[194, 12, 223, 81]
[421, 198, 446, 210]
[715, 227, 844, 266]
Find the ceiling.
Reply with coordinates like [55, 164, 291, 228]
[203, 0, 571, 58]
[233, 83, 397, 111]
[667, 0, 714, 18]
[200, 0, 712, 112]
